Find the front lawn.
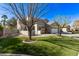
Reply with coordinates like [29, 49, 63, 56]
[0, 35, 79, 56]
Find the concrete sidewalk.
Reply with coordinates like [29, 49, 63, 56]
[62, 34, 79, 37]
[18, 34, 56, 37]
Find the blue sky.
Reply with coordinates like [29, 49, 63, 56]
[0, 3, 79, 25]
[48, 3, 79, 22]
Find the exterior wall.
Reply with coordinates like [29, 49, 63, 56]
[34, 23, 38, 35]
[20, 31, 29, 36]
[37, 30, 41, 35]
[17, 19, 21, 31]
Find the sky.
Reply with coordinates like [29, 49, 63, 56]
[48, 4, 79, 22]
[0, 3, 79, 25]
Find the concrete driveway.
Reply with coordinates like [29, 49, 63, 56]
[40, 34, 79, 40]
[62, 34, 79, 37]
[62, 34, 79, 40]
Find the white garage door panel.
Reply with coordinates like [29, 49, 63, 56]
[51, 29, 58, 34]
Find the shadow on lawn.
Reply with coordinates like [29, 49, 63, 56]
[0, 36, 22, 53]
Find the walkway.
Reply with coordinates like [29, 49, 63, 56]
[0, 53, 30, 56]
[18, 34, 79, 40]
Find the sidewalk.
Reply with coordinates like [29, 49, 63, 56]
[0, 53, 30, 56]
[18, 34, 56, 37]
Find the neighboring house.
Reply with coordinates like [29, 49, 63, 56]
[73, 20, 79, 31]
[48, 22, 71, 34]
[48, 22, 58, 34]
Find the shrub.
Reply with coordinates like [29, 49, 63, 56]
[0, 25, 3, 31]
[0, 25, 3, 36]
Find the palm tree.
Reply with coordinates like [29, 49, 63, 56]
[1, 15, 8, 36]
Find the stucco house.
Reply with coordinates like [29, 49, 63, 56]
[17, 18, 50, 36]
[48, 21, 71, 34]
[73, 20, 79, 31]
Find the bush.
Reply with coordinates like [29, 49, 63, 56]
[0, 25, 3, 31]
[0, 25, 3, 36]
[71, 29, 79, 34]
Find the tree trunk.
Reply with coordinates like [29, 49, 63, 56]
[58, 26, 60, 35]
[45, 24, 47, 34]
[58, 26, 62, 36]
[59, 28, 62, 36]
[45, 27, 47, 34]
[28, 29, 32, 41]
[59, 29, 62, 36]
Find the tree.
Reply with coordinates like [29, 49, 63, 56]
[53, 16, 69, 36]
[0, 25, 3, 36]
[1, 15, 8, 26]
[1, 15, 8, 36]
[7, 17, 17, 28]
[2, 3, 49, 40]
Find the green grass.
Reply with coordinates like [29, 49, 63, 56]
[0, 36, 22, 53]
[0, 35, 79, 56]
[40, 36, 79, 52]
[13, 41, 77, 56]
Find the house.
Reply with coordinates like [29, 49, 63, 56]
[73, 20, 79, 31]
[48, 22, 71, 34]
[17, 18, 50, 36]
[48, 22, 58, 34]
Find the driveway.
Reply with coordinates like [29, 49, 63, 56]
[62, 34, 79, 40]
[40, 34, 79, 40]
[62, 34, 79, 37]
